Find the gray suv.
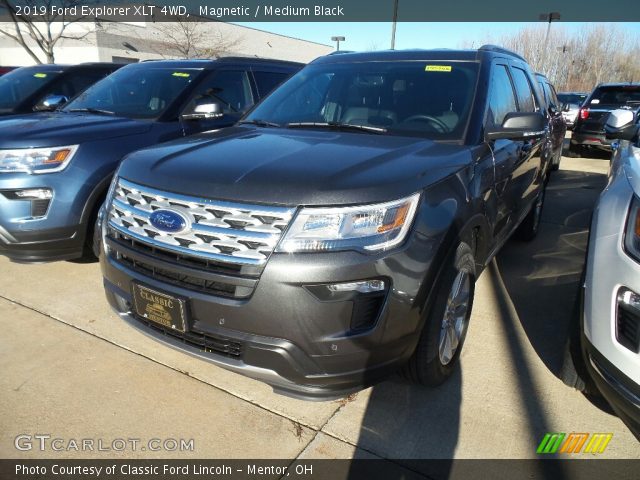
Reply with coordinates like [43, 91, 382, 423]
[100, 47, 552, 399]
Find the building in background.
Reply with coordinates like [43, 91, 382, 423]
[0, 21, 331, 65]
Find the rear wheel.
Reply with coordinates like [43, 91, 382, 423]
[401, 243, 475, 386]
[516, 185, 546, 241]
[550, 148, 561, 171]
[568, 143, 584, 158]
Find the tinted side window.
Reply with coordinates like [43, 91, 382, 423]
[547, 83, 560, 107]
[183, 70, 253, 115]
[487, 64, 517, 127]
[253, 71, 289, 98]
[511, 67, 536, 112]
[537, 81, 549, 108]
[40, 70, 109, 101]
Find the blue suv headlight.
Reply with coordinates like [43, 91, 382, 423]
[0, 145, 78, 174]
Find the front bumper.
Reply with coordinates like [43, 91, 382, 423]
[0, 172, 88, 262]
[101, 229, 442, 400]
[583, 336, 640, 439]
[583, 159, 640, 436]
[0, 223, 83, 263]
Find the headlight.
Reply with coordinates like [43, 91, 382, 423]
[277, 192, 420, 253]
[624, 196, 640, 262]
[0, 145, 79, 174]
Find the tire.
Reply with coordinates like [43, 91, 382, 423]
[560, 270, 599, 396]
[401, 242, 475, 386]
[550, 148, 561, 171]
[91, 214, 101, 259]
[79, 203, 104, 262]
[516, 185, 546, 241]
[568, 143, 583, 158]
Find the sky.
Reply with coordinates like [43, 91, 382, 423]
[235, 22, 640, 51]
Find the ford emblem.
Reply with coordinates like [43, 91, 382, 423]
[149, 209, 189, 233]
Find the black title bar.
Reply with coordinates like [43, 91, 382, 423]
[1, 459, 639, 480]
[1, 0, 640, 22]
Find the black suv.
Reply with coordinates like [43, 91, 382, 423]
[570, 82, 640, 156]
[535, 73, 567, 171]
[100, 46, 551, 399]
[0, 58, 301, 263]
[0, 63, 122, 115]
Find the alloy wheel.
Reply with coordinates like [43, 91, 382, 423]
[438, 270, 471, 365]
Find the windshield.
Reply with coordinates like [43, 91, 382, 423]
[245, 60, 480, 140]
[558, 93, 587, 106]
[589, 86, 640, 106]
[63, 66, 203, 119]
[0, 67, 63, 112]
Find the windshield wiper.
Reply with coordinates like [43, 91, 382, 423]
[238, 119, 282, 128]
[67, 108, 115, 116]
[286, 122, 387, 134]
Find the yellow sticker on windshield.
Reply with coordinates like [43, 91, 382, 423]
[172, 72, 190, 78]
[425, 65, 452, 72]
[33, 73, 47, 78]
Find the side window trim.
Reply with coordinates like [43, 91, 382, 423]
[484, 60, 518, 129]
[508, 59, 544, 112]
[177, 68, 255, 118]
[251, 67, 291, 98]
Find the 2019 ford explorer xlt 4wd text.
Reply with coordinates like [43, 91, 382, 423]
[0, 58, 302, 263]
[0, 63, 122, 115]
[100, 47, 551, 399]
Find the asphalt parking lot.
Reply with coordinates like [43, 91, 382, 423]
[1, 151, 639, 463]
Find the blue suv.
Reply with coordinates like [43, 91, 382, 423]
[0, 58, 301, 263]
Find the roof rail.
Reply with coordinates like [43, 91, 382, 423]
[479, 44, 527, 62]
[327, 50, 355, 55]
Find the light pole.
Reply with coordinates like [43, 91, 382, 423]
[539, 11, 561, 61]
[390, 0, 399, 50]
[331, 36, 345, 51]
[557, 45, 572, 90]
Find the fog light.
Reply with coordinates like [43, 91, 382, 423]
[327, 280, 386, 294]
[617, 288, 640, 353]
[15, 188, 52, 199]
[619, 289, 640, 310]
[113, 293, 131, 313]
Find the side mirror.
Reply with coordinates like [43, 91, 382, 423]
[33, 94, 69, 112]
[180, 102, 224, 122]
[605, 109, 639, 141]
[485, 112, 546, 141]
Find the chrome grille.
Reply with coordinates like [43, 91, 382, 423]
[107, 178, 295, 265]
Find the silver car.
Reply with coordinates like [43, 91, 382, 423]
[558, 92, 588, 130]
[580, 108, 640, 439]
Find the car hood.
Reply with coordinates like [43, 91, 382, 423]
[118, 126, 474, 206]
[0, 112, 153, 148]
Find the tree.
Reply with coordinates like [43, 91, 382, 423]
[461, 24, 640, 91]
[148, 19, 243, 59]
[0, 0, 91, 63]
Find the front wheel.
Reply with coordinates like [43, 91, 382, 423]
[401, 242, 475, 386]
